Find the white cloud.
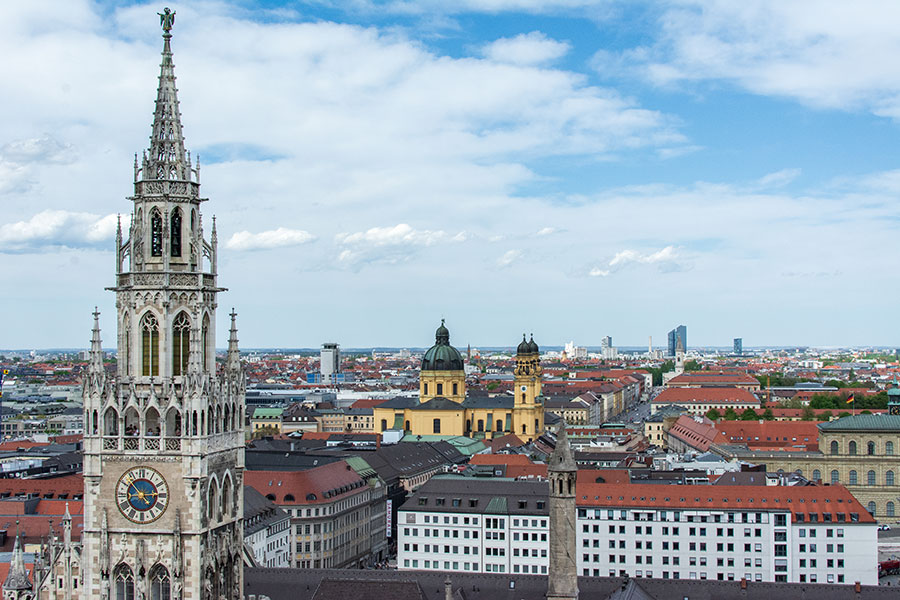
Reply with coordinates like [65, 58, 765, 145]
[336, 224, 463, 247]
[482, 32, 570, 66]
[226, 227, 317, 251]
[588, 267, 609, 277]
[608, 246, 679, 267]
[0, 210, 117, 252]
[615, 1, 900, 117]
[497, 249, 522, 267]
[757, 168, 801, 188]
[536, 227, 558, 236]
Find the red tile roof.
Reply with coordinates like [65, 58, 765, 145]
[0, 475, 84, 499]
[576, 481, 874, 523]
[654, 386, 759, 405]
[667, 416, 729, 451]
[667, 371, 759, 386]
[244, 461, 366, 506]
[714, 421, 819, 451]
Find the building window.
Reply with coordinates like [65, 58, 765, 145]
[887, 441, 894, 456]
[170, 208, 182, 257]
[849, 441, 857, 456]
[453, 383, 458, 395]
[830, 440, 839, 455]
[849, 470, 857, 485]
[888, 502, 896, 517]
[381, 419, 387, 432]
[149, 564, 170, 600]
[812, 469, 821, 482]
[115, 564, 135, 600]
[868, 470, 876, 486]
[477, 420, 484, 432]
[433, 419, 441, 434]
[150, 210, 163, 257]
[887, 470, 895, 486]
[171, 312, 190, 376]
[437, 383, 443, 396]
[141, 312, 160, 376]
[867, 501, 876, 516]
[868, 441, 876, 455]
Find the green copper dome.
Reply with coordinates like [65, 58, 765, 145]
[422, 320, 464, 371]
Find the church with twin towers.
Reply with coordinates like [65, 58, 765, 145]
[9, 8, 582, 600]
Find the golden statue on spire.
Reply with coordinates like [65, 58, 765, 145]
[159, 7, 175, 33]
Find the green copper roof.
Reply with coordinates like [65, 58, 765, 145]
[252, 407, 283, 418]
[344, 456, 377, 479]
[485, 496, 508, 514]
[422, 320, 464, 371]
[818, 414, 900, 432]
[398, 435, 486, 456]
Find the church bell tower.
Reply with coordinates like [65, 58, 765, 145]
[81, 8, 245, 599]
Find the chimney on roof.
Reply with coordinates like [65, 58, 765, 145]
[855, 581, 861, 594]
[740, 577, 747, 590]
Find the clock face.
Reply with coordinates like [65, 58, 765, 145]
[116, 466, 169, 524]
[520, 385, 527, 392]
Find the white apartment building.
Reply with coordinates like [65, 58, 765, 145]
[398, 476, 878, 585]
[244, 487, 294, 568]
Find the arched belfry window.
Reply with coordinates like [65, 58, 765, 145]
[122, 314, 131, 377]
[141, 313, 160, 377]
[150, 210, 163, 257]
[172, 312, 190, 376]
[149, 564, 170, 600]
[170, 208, 182, 257]
[114, 564, 135, 600]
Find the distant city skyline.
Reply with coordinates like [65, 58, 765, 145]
[4, 2, 900, 348]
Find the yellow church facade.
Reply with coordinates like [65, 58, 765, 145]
[374, 322, 545, 442]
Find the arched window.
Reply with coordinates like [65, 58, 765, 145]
[522, 424, 527, 434]
[404, 420, 410, 431]
[170, 208, 182, 257]
[208, 478, 219, 523]
[436, 383, 443, 396]
[104, 407, 119, 436]
[868, 470, 876, 486]
[812, 469, 821, 482]
[149, 564, 170, 600]
[222, 474, 233, 518]
[867, 501, 876, 516]
[830, 470, 839, 484]
[150, 210, 163, 257]
[496, 419, 503, 432]
[887, 470, 895, 486]
[453, 383, 458, 396]
[477, 420, 484, 432]
[223, 405, 231, 432]
[868, 441, 876, 455]
[192, 411, 198, 436]
[166, 407, 182, 438]
[849, 470, 858, 485]
[141, 313, 160, 376]
[380, 419, 387, 432]
[830, 440, 839, 455]
[433, 419, 441, 434]
[888, 441, 895, 456]
[172, 312, 190, 376]
[888, 502, 896, 517]
[849, 441, 857, 456]
[114, 564, 135, 600]
[145, 407, 160, 437]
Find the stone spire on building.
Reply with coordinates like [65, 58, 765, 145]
[675, 334, 685, 375]
[226, 309, 240, 374]
[4, 525, 32, 599]
[547, 420, 578, 600]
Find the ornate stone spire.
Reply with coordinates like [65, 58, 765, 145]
[89, 308, 104, 377]
[144, 7, 188, 182]
[5, 525, 31, 592]
[226, 309, 240, 374]
[547, 419, 578, 600]
[549, 419, 576, 473]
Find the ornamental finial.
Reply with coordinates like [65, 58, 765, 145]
[159, 7, 175, 34]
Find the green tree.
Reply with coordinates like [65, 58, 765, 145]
[800, 405, 816, 421]
[761, 408, 775, 421]
[705, 408, 721, 421]
[684, 360, 702, 372]
[809, 394, 838, 409]
[739, 408, 759, 420]
[723, 407, 738, 421]
[818, 410, 833, 421]
[838, 411, 851, 419]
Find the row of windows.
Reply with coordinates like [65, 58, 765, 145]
[825, 468, 896, 487]
[829, 439, 895, 456]
[125, 310, 210, 377]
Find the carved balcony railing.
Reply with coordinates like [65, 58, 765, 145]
[165, 437, 181, 451]
[124, 437, 139, 451]
[103, 437, 119, 450]
[144, 437, 160, 450]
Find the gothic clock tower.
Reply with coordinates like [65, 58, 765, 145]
[81, 8, 245, 600]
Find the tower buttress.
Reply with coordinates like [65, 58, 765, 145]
[547, 421, 578, 600]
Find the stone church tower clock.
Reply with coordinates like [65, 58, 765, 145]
[80, 9, 245, 600]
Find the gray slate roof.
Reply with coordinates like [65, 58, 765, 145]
[818, 414, 900, 432]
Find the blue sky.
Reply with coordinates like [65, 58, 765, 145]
[3, 1, 900, 349]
